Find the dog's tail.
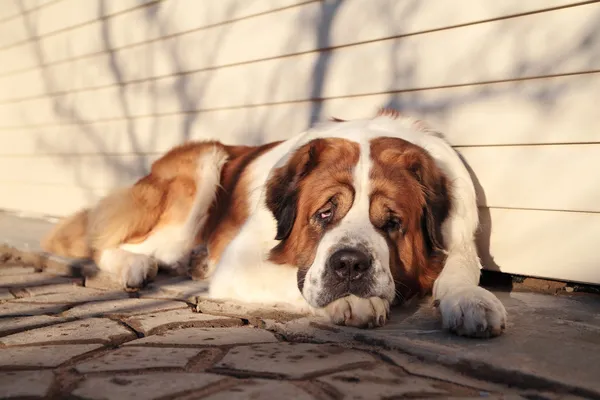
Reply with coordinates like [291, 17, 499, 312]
[41, 178, 165, 259]
[41, 208, 93, 258]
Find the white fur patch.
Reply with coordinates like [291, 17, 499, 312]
[97, 248, 158, 288]
[208, 141, 311, 310]
[437, 285, 507, 337]
[324, 295, 390, 328]
[302, 141, 395, 307]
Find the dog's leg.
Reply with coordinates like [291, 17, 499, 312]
[430, 140, 507, 338]
[433, 242, 507, 338]
[95, 248, 158, 289]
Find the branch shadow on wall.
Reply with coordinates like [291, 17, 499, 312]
[21, 0, 238, 207]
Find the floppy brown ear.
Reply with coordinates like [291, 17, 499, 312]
[266, 140, 324, 241]
[400, 150, 451, 256]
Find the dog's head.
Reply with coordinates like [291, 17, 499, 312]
[265, 123, 451, 308]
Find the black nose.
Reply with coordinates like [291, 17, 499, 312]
[328, 248, 372, 280]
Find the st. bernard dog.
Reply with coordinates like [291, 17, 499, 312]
[42, 109, 507, 337]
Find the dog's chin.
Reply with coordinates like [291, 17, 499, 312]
[302, 286, 386, 309]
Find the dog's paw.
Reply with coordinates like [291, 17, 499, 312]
[324, 295, 390, 328]
[437, 286, 507, 338]
[120, 254, 158, 289]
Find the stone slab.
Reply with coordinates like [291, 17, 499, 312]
[0, 288, 13, 300]
[71, 372, 224, 400]
[0, 265, 37, 275]
[75, 346, 202, 372]
[0, 273, 73, 288]
[123, 309, 243, 336]
[214, 342, 374, 379]
[125, 327, 277, 347]
[196, 299, 308, 325]
[354, 291, 600, 396]
[381, 350, 511, 393]
[204, 380, 315, 400]
[10, 286, 129, 304]
[0, 344, 103, 367]
[14, 282, 85, 297]
[0, 370, 55, 397]
[0, 301, 70, 317]
[84, 269, 128, 291]
[0, 314, 69, 337]
[317, 363, 480, 399]
[140, 276, 210, 302]
[0, 211, 53, 253]
[62, 298, 188, 319]
[0, 317, 136, 346]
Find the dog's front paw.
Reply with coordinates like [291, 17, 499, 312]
[120, 254, 158, 289]
[437, 286, 507, 338]
[324, 295, 390, 328]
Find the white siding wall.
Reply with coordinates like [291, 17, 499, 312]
[0, 0, 598, 284]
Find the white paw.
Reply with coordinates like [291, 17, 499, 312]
[120, 254, 158, 289]
[324, 295, 390, 329]
[437, 286, 507, 338]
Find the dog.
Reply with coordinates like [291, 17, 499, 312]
[42, 109, 507, 337]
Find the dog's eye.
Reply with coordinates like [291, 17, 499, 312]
[315, 201, 335, 224]
[319, 209, 332, 220]
[382, 217, 402, 233]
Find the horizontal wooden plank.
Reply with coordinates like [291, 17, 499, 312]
[0, 13, 27, 49]
[1, 0, 596, 100]
[0, 0, 157, 50]
[477, 207, 600, 285]
[0, 0, 21, 21]
[0, 4, 598, 126]
[0, 0, 307, 50]
[0, 73, 599, 154]
[0, 0, 589, 76]
[0, 0, 57, 20]
[0, 0, 310, 73]
[458, 144, 600, 213]
[0, 143, 598, 213]
[0, 154, 158, 190]
[0, 182, 107, 216]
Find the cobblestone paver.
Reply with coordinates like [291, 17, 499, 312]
[0, 256, 598, 399]
[0, 371, 55, 398]
[123, 308, 243, 336]
[1, 344, 103, 367]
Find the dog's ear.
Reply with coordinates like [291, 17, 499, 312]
[266, 140, 324, 240]
[399, 150, 451, 256]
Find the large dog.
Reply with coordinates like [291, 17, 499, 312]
[42, 109, 507, 337]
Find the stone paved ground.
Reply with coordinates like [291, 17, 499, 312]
[1, 261, 599, 399]
[1, 213, 599, 399]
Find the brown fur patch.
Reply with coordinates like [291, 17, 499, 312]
[265, 138, 360, 268]
[43, 141, 230, 262]
[41, 209, 91, 258]
[370, 137, 451, 300]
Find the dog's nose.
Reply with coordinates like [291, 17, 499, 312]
[328, 248, 372, 280]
